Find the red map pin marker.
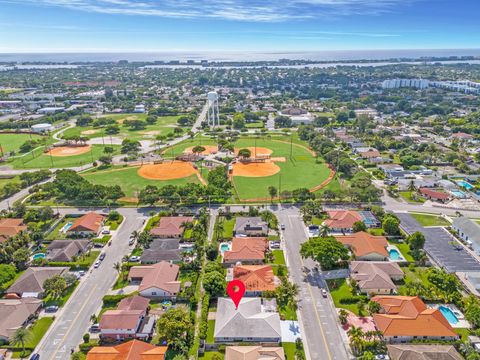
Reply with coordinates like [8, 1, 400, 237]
[227, 279, 246, 310]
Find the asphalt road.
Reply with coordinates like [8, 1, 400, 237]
[35, 208, 147, 359]
[274, 206, 350, 360]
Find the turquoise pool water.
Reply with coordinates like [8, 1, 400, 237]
[451, 190, 466, 198]
[457, 180, 474, 190]
[32, 253, 46, 260]
[62, 222, 73, 232]
[220, 243, 230, 253]
[389, 249, 401, 260]
[439, 306, 459, 325]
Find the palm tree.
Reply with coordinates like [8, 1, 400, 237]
[113, 262, 121, 274]
[130, 230, 140, 242]
[347, 326, 365, 356]
[10, 327, 30, 357]
[338, 309, 349, 325]
[319, 224, 331, 238]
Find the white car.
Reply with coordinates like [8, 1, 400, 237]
[93, 260, 101, 268]
[129, 256, 140, 262]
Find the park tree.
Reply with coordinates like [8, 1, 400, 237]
[268, 186, 278, 201]
[408, 231, 425, 251]
[300, 236, 349, 270]
[238, 148, 251, 159]
[192, 145, 206, 155]
[233, 113, 246, 129]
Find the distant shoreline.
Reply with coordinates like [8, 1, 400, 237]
[1, 48, 480, 64]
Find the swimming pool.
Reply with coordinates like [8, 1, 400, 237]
[457, 180, 474, 190]
[389, 249, 401, 261]
[220, 243, 231, 253]
[61, 222, 73, 233]
[32, 253, 46, 260]
[439, 305, 459, 325]
[451, 190, 467, 198]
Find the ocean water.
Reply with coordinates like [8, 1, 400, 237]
[0, 49, 480, 63]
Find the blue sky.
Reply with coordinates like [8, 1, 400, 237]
[0, 0, 478, 52]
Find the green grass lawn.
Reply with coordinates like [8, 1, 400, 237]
[399, 266, 432, 290]
[62, 114, 182, 140]
[164, 136, 331, 200]
[282, 342, 305, 360]
[106, 215, 123, 230]
[215, 217, 235, 240]
[245, 121, 264, 128]
[27, 317, 54, 348]
[46, 216, 77, 240]
[0, 133, 43, 153]
[455, 328, 471, 342]
[399, 191, 426, 204]
[279, 305, 297, 321]
[43, 281, 79, 307]
[82, 165, 202, 197]
[0, 175, 21, 191]
[410, 213, 450, 226]
[388, 241, 414, 262]
[206, 319, 215, 343]
[10, 144, 120, 169]
[199, 352, 224, 359]
[327, 279, 359, 315]
[272, 250, 286, 265]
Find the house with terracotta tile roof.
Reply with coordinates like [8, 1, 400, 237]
[86, 339, 167, 360]
[67, 212, 105, 237]
[150, 216, 193, 238]
[324, 210, 363, 233]
[128, 261, 181, 299]
[350, 261, 404, 295]
[371, 296, 458, 342]
[223, 237, 268, 265]
[335, 232, 389, 261]
[231, 265, 279, 295]
[225, 346, 285, 360]
[418, 188, 450, 203]
[0, 218, 27, 243]
[99, 295, 154, 340]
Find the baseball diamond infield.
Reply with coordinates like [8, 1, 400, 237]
[184, 145, 219, 155]
[47, 145, 92, 157]
[138, 161, 198, 180]
[232, 161, 281, 177]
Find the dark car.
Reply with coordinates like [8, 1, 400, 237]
[30, 354, 40, 360]
[99, 253, 106, 261]
[45, 305, 59, 313]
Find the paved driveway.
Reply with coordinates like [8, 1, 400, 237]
[396, 213, 480, 273]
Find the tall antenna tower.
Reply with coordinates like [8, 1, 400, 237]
[207, 91, 219, 127]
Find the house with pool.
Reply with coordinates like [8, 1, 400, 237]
[335, 232, 390, 261]
[67, 212, 105, 237]
[371, 296, 459, 343]
[349, 261, 404, 295]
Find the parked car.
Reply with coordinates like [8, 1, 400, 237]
[90, 324, 100, 333]
[129, 256, 140, 262]
[128, 238, 135, 246]
[101, 228, 111, 235]
[45, 305, 59, 313]
[94, 260, 101, 268]
[99, 253, 106, 261]
[280, 224, 286, 230]
[30, 354, 40, 360]
[78, 270, 86, 277]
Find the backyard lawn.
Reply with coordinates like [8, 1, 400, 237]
[46, 216, 77, 240]
[388, 241, 415, 262]
[206, 319, 215, 343]
[410, 213, 450, 227]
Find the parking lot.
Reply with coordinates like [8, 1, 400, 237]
[396, 213, 480, 273]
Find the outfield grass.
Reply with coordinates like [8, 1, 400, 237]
[81, 165, 203, 197]
[410, 213, 450, 226]
[62, 114, 182, 140]
[0, 133, 43, 153]
[166, 137, 330, 200]
[10, 144, 120, 169]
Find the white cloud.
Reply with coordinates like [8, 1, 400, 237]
[1, 0, 416, 22]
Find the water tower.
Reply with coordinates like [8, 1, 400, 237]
[207, 91, 219, 127]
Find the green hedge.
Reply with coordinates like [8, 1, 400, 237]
[199, 293, 210, 340]
[339, 295, 368, 305]
[102, 294, 129, 307]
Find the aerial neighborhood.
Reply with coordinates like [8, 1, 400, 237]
[0, 54, 480, 360]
